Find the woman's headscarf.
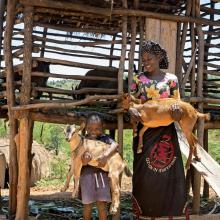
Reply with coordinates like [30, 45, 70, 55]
[140, 40, 169, 69]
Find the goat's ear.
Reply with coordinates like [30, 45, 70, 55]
[79, 122, 85, 131]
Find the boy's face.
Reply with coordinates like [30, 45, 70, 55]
[86, 121, 103, 139]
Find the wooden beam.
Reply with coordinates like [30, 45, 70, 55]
[0, 0, 6, 70]
[3, 0, 18, 217]
[31, 71, 117, 82]
[12, 95, 121, 110]
[192, 0, 204, 214]
[16, 5, 33, 220]
[33, 57, 118, 71]
[19, 0, 220, 26]
[33, 86, 117, 95]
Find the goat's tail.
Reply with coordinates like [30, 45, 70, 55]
[123, 163, 133, 177]
[197, 112, 211, 121]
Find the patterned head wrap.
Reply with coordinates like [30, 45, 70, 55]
[140, 40, 169, 69]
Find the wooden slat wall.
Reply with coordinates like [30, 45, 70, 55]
[145, 18, 177, 74]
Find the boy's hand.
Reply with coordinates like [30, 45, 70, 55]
[81, 151, 92, 165]
[170, 103, 182, 122]
[97, 154, 108, 167]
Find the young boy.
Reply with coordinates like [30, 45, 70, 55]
[80, 114, 118, 220]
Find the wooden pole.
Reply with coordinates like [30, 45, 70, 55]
[15, 5, 33, 220]
[109, 34, 117, 67]
[19, 0, 220, 26]
[138, 17, 144, 72]
[113, 0, 127, 219]
[192, 0, 204, 214]
[190, 0, 196, 96]
[203, 129, 209, 198]
[3, 0, 18, 218]
[0, 0, 6, 70]
[128, 14, 137, 93]
[40, 27, 47, 57]
[178, 0, 192, 95]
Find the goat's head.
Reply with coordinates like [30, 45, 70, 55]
[64, 123, 85, 142]
[121, 93, 131, 110]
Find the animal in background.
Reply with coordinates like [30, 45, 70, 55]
[73, 69, 128, 100]
[61, 124, 132, 215]
[122, 94, 211, 169]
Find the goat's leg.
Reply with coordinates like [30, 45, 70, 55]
[72, 159, 82, 198]
[180, 120, 200, 169]
[137, 126, 148, 154]
[108, 173, 120, 215]
[61, 161, 74, 192]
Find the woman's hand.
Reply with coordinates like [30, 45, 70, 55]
[170, 103, 182, 121]
[81, 151, 92, 165]
[97, 154, 108, 167]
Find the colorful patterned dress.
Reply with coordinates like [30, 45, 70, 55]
[131, 72, 188, 219]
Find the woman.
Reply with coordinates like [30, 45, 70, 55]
[131, 41, 188, 219]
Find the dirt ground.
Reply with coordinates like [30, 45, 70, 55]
[1, 175, 220, 219]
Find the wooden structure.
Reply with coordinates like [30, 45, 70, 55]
[0, 0, 220, 219]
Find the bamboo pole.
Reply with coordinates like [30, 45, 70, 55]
[3, 0, 18, 218]
[15, 5, 33, 220]
[192, 0, 204, 214]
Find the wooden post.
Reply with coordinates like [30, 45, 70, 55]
[3, 0, 18, 218]
[138, 17, 144, 72]
[0, 0, 6, 70]
[40, 27, 47, 57]
[192, 0, 204, 214]
[190, 0, 196, 96]
[15, 5, 33, 220]
[109, 34, 117, 67]
[178, 0, 192, 96]
[128, 3, 137, 92]
[203, 130, 209, 198]
[113, 0, 127, 220]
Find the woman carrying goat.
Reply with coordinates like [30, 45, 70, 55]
[131, 41, 189, 219]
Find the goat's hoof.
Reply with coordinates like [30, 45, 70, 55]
[195, 156, 201, 162]
[137, 147, 143, 154]
[109, 204, 118, 215]
[60, 187, 66, 192]
[72, 192, 76, 198]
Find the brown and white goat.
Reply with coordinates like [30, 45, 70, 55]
[61, 124, 132, 215]
[122, 94, 210, 169]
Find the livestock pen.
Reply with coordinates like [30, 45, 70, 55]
[0, 0, 220, 219]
